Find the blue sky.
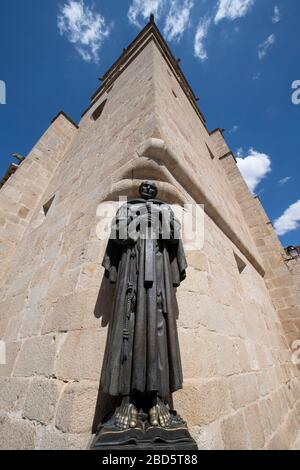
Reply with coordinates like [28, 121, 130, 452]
[0, 0, 299, 246]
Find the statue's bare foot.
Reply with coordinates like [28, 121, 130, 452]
[149, 400, 171, 428]
[114, 403, 138, 430]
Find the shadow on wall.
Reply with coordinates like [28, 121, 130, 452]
[91, 275, 121, 434]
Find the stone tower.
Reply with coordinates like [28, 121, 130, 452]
[0, 18, 300, 450]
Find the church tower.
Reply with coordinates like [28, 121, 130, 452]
[0, 17, 300, 450]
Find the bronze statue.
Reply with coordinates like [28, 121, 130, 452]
[93, 181, 197, 449]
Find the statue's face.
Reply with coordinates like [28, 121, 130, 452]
[139, 181, 158, 200]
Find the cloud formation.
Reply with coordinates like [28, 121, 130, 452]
[279, 176, 291, 186]
[194, 17, 211, 61]
[214, 0, 255, 24]
[128, 0, 166, 27]
[236, 148, 272, 193]
[274, 200, 300, 236]
[272, 5, 281, 24]
[258, 34, 275, 60]
[57, 0, 110, 63]
[164, 0, 194, 42]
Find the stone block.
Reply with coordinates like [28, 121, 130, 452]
[177, 292, 209, 330]
[46, 269, 81, 302]
[55, 329, 106, 381]
[23, 378, 62, 425]
[0, 413, 36, 450]
[55, 381, 98, 434]
[265, 430, 289, 450]
[179, 328, 218, 379]
[13, 334, 58, 377]
[186, 251, 209, 272]
[243, 403, 265, 449]
[3, 313, 24, 342]
[229, 373, 258, 409]
[19, 301, 48, 339]
[0, 341, 21, 377]
[181, 268, 209, 294]
[221, 411, 250, 450]
[42, 291, 99, 334]
[76, 263, 104, 291]
[215, 336, 241, 377]
[258, 396, 279, 441]
[0, 378, 29, 412]
[195, 420, 224, 450]
[36, 427, 91, 450]
[173, 378, 231, 427]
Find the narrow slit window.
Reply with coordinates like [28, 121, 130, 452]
[172, 89, 178, 98]
[43, 195, 55, 216]
[234, 252, 247, 274]
[92, 99, 107, 121]
[206, 144, 215, 160]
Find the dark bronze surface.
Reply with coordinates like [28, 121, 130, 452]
[91, 411, 197, 450]
[92, 182, 197, 449]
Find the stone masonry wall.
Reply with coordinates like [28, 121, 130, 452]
[213, 129, 300, 349]
[0, 114, 77, 287]
[0, 31, 299, 450]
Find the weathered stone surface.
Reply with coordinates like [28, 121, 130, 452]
[0, 413, 36, 450]
[221, 411, 250, 450]
[0, 341, 21, 377]
[229, 373, 258, 409]
[55, 381, 98, 434]
[186, 251, 209, 272]
[36, 426, 91, 450]
[258, 396, 279, 441]
[19, 300, 48, 339]
[174, 378, 231, 427]
[0, 21, 299, 451]
[55, 329, 106, 381]
[179, 328, 218, 379]
[23, 378, 62, 424]
[181, 268, 209, 294]
[42, 291, 99, 334]
[0, 378, 29, 412]
[195, 420, 224, 450]
[243, 403, 265, 449]
[292, 432, 300, 450]
[13, 334, 58, 377]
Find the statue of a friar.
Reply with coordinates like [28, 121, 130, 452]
[97, 181, 192, 441]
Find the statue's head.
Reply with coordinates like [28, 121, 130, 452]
[139, 181, 158, 200]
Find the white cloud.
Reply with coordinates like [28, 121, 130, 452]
[258, 34, 275, 60]
[236, 148, 272, 193]
[274, 200, 300, 236]
[272, 5, 281, 23]
[194, 17, 211, 61]
[229, 124, 239, 134]
[57, 0, 110, 63]
[279, 176, 291, 186]
[215, 0, 255, 24]
[163, 0, 194, 42]
[128, 0, 166, 27]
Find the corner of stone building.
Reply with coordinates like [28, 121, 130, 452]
[1, 19, 300, 451]
[211, 127, 300, 349]
[0, 112, 78, 285]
